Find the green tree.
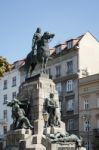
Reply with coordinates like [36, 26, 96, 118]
[0, 56, 11, 77]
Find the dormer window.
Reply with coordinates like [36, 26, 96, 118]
[56, 46, 61, 54]
[67, 40, 73, 49]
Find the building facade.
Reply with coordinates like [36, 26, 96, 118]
[79, 74, 99, 150]
[0, 60, 25, 139]
[48, 44, 79, 135]
[45, 32, 99, 136]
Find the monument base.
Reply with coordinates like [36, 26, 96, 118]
[6, 129, 32, 150]
[6, 75, 86, 150]
[6, 128, 85, 150]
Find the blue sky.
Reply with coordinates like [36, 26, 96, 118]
[0, 0, 99, 63]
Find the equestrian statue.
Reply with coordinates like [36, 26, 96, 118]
[25, 27, 54, 78]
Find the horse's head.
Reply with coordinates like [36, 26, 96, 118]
[43, 32, 55, 40]
[43, 32, 50, 39]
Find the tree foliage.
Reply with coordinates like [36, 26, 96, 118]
[0, 56, 11, 77]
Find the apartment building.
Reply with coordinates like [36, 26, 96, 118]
[45, 32, 99, 136]
[79, 74, 99, 150]
[47, 43, 79, 135]
[0, 60, 25, 140]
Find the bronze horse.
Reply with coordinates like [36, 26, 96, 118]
[25, 32, 54, 78]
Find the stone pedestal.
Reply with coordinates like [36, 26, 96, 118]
[51, 143, 85, 150]
[6, 129, 32, 150]
[18, 74, 61, 135]
[6, 74, 86, 150]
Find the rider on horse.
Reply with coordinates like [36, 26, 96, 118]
[32, 27, 42, 57]
[25, 28, 54, 78]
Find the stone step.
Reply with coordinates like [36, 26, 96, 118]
[26, 144, 46, 150]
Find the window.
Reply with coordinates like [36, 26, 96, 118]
[84, 99, 89, 110]
[67, 99, 74, 111]
[12, 76, 16, 87]
[3, 80, 7, 90]
[67, 119, 74, 130]
[12, 92, 16, 99]
[84, 120, 90, 131]
[67, 40, 73, 49]
[56, 83, 62, 95]
[67, 60, 73, 74]
[3, 110, 7, 120]
[56, 46, 61, 54]
[66, 80, 73, 92]
[55, 65, 61, 77]
[3, 94, 7, 104]
[3, 126, 7, 134]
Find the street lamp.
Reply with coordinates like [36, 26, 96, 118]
[43, 112, 49, 150]
[83, 115, 91, 150]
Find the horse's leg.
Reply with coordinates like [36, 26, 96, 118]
[41, 57, 44, 73]
[25, 53, 31, 79]
[25, 64, 29, 79]
[44, 57, 48, 73]
[42, 57, 45, 73]
[29, 66, 32, 77]
[30, 63, 37, 77]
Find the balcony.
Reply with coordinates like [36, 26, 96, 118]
[66, 70, 73, 75]
[0, 119, 7, 125]
[66, 109, 74, 113]
[64, 91, 75, 97]
[55, 74, 61, 78]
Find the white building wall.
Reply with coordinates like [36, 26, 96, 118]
[79, 32, 99, 77]
[0, 68, 23, 138]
